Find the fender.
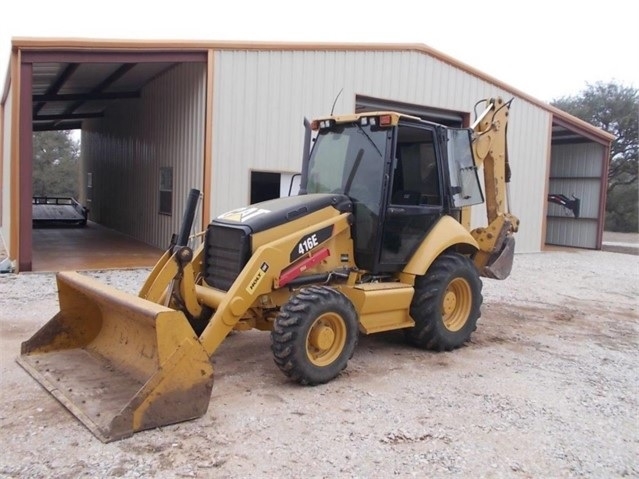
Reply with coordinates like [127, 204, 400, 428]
[401, 215, 479, 278]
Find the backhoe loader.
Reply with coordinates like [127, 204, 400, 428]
[17, 97, 519, 442]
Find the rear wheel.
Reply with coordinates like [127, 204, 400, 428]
[271, 286, 358, 385]
[405, 252, 482, 351]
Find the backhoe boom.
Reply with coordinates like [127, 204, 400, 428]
[470, 98, 520, 279]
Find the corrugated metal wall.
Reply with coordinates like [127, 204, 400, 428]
[212, 49, 551, 253]
[81, 62, 206, 248]
[1, 86, 12, 248]
[546, 142, 605, 248]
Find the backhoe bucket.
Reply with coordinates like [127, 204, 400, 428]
[482, 235, 516, 280]
[16, 271, 214, 443]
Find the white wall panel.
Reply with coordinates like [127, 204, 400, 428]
[550, 143, 604, 177]
[546, 217, 598, 249]
[212, 49, 552, 252]
[1, 86, 12, 250]
[81, 62, 206, 248]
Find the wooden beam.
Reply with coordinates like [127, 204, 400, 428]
[19, 61, 33, 271]
[202, 49, 214, 227]
[33, 122, 82, 132]
[33, 91, 140, 102]
[53, 64, 138, 128]
[33, 63, 79, 115]
[35, 112, 104, 121]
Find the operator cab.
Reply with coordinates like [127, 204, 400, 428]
[303, 112, 483, 274]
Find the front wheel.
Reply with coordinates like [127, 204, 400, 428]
[271, 286, 359, 385]
[405, 252, 482, 351]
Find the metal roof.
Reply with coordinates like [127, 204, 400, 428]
[4, 37, 615, 143]
[31, 61, 178, 131]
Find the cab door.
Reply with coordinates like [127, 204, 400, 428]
[378, 123, 443, 272]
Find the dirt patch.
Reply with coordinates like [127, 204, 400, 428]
[0, 250, 637, 478]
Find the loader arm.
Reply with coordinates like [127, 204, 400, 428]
[139, 186, 205, 313]
[469, 97, 520, 279]
[139, 245, 205, 320]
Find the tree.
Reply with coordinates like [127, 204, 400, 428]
[32, 130, 80, 198]
[604, 182, 638, 232]
[552, 81, 638, 232]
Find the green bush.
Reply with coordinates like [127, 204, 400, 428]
[605, 182, 639, 232]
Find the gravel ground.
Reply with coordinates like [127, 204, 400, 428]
[0, 248, 638, 478]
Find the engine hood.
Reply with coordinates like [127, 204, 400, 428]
[211, 194, 352, 234]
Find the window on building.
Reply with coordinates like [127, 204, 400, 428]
[159, 167, 173, 215]
[250, 171, 300, 204]
[250, 171, 280, 204]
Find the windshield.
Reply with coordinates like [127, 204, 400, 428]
[306, 123, 387, 210]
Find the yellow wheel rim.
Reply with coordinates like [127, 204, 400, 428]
[441, 277, 472, 332]
[306, 312, 347, 367]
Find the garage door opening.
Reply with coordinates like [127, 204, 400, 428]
[545, 118, 609, 250]
[355, 95, 466, 127]
[19, 51, 208, 271]
[31, 129, 84, 228]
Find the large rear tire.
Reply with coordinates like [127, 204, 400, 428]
[271, 286, 359, 385]
[405, 252, 482, 351]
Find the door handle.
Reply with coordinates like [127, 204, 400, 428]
[387, 207, 406, 215]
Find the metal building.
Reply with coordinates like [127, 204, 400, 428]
[0, 38, 614, 272]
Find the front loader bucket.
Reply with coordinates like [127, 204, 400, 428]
[16, 271, 214, 443]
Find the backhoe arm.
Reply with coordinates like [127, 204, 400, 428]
[470, 97, 520, 279]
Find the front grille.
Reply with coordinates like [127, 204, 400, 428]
[204, 224, 251, 291]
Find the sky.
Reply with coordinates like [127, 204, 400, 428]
[1, 0, 638, 103]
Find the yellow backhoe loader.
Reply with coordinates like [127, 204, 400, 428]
[17, 97, 519, 442]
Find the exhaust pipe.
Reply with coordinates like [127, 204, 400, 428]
[176, 188, 201, 247]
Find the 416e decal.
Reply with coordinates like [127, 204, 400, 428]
[290, 225, 333, 262]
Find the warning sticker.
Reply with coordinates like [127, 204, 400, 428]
[246, 262, 269, 294]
